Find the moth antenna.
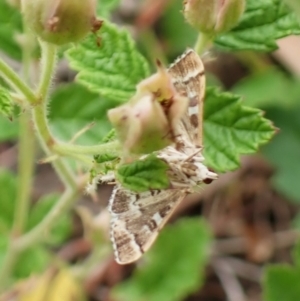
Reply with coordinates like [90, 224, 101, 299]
[182, 148, 202, 162]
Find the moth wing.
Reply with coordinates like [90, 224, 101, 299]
[109, 186, 186, 264]
[168, 49, 205, 147]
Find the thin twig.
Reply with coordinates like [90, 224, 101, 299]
[213, 229, 299, 255]
[214, 256, 262, 282]
[212, 257, 247, 301]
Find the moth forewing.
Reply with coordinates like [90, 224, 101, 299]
[109, 187, 187, 264]
[168, 49, 206, 148]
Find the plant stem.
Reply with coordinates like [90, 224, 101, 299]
[54, 140, 120, 156]
[15, 187, 79, 251]
[37, 41, 57, 100]
[72, 246, 111, 280]
[0, 58, 35, 104]
[31, 42, 77, 190]
[13, 27, 36, 237]
[0, 42, 79, 291]
[0, 243, 19, 290]
[13, 112, 35, 236]
[194, 33, 213, 55]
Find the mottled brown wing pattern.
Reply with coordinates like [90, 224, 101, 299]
[109, 187, 186, 264]
[168, 49, 205, 148]
[108, 49, 216, 265]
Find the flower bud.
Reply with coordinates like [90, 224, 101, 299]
[22, 0, 101, 45]
[108, 93, 172, 155]
[136, 60, 188, 128]
[183, 0, 245, 35]
[108, 61, 189, 156]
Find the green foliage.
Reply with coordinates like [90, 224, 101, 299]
[232, 68, 300, 201]
[0, 0, 292, 295]
[0, 86, 13, 119]
[27, 194, 72, 246]
[0, 0, 22, 60]
[97, 0, 120, 17]
[262, 106, 300, 202]
[159, 0, 196, 56]
[14, 246, 50, 279]
[49, 83, 117, 143]
[0, 82, 18, 142]
[67, 20, 150, 103]
[117, 155, 169, 192]
[232, 68, 300, 109]
[0, 170, 69, 279]
[215, 0, 300, 51]
[263, 241, 300, 301]
[264, 266, 300, 301]
[0, 169, 17, 233]
[203, 87, 276, 172]
[0, 237, 50, 280]
[0, 116, 18, 142]
[94, 153, 117, 164]
[113, 218, 212, 301]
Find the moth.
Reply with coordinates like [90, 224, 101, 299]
[108, 49, 217, 264]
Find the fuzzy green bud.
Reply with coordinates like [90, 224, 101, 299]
[108, 62, 188, 156]
[108, 93, 172, 155]
[183, 0, 245, 35]
[21, 0, 102, 45]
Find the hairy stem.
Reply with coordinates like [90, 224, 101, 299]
[37, 41, 57, 100]
[31, 42, 77, 189]
[54, 140, 120, 156]
[194, 33, 213, 55]
[0, 59, 35, 104]
[13, 112, 35, 236]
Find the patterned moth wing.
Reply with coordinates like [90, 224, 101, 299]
[108, 49, 216, 265]
[109, 187, 187, 264]
[168, 48, 205, 149]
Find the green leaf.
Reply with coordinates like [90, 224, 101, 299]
[0, 236, 9, 271]
[0, 236, 50, 280]
[0, 116, 18, 142]
[97, 0, 120, 18]
[203, 87, 276, 172]
[113, 218, 212, 301]
[49, 82, 118, 143]
[232, 68, 300, 108]
[116, 154, 169, 192]
[27, 194, 72, 246]
[0, 169, 17, 233]
[263, 265, 300, 301]
[0, 86, 13, 119]
[67, 20, 150, 103]
[159, 0, 197, 57]
[262, 106, 300, 202]
[0, 0, 22, 60]
[292, 240, 300, 268]
[215, 0, 300, 51]
[14, 246, 50, 279]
